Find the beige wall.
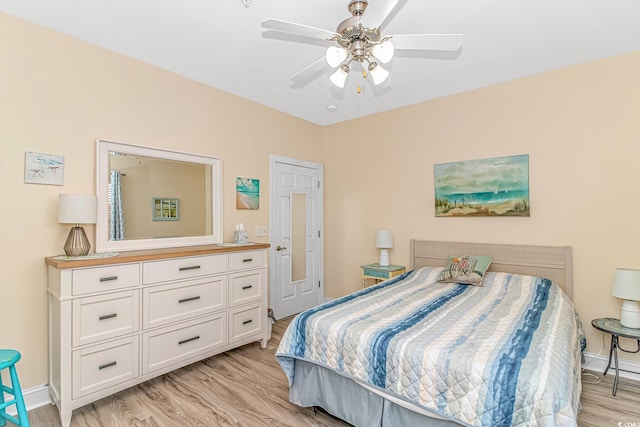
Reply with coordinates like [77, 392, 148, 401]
[2, 10, 639, 391]
[322, 50, 640, 363]
[0, 13, 322, 388]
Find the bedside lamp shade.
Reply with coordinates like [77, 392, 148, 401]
[376, 230, 394, 267]
[612, 268, 640, 329]
[58, 194, 97, 256]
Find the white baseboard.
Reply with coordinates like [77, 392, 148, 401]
[323, 296, 334, 303]
[4, 384, 51, 416]
[583, 351, 640, 382]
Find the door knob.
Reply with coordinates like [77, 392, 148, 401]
[276, 245, 287, 251]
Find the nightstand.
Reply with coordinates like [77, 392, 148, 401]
[591, 317, 640, 396]
[360, 263, 405, 288]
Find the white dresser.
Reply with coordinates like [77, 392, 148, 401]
[46, 244, 269, 427]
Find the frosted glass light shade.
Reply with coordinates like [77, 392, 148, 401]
[612, 268, 640, 328]
[371, 40, 394, 64]
[58, 194, 97, 224]
[326, 46, 348, 68]
[368, 63, 389, 85]
[330, 65, 349, 88]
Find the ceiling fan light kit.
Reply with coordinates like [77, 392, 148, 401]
[262, 0, 463, 91]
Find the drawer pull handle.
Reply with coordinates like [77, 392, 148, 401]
[99, 276, 118, 282]
[242, 319, 253, 325]
[178, 336, 200, 345]
[98, 361, 117, 370]
[242, 285, 253, 290]
[99, 313, 118, 321]
[242, 258, 253, 263]
[179, 265, 201, 272]
[178, 296, 201, 304]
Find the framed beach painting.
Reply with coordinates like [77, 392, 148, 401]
[434, 154, 530, 217]
[24, 151, 64, 185]
[236, 177, 259, 210]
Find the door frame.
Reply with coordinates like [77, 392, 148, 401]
[269, 154, 324, 319]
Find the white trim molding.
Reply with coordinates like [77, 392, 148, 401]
[4, 383, 51, 416]
[583, 352, 640, 382]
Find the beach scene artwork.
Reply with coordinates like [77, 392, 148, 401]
[236, 177, 260, 210]
[24, 151, 64, 185]
[435, 154, 530, 217]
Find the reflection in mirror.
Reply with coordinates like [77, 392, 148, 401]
[96, 140, 222, 252]
[291, 193, 307, 282]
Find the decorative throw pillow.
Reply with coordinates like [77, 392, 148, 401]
[438, 255, 493, 286]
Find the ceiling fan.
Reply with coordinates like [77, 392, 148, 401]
[261, 0, 463, 89]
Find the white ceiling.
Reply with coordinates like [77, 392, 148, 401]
[1, 0, 639, 126]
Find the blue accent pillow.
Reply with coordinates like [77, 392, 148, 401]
[438, 255, 493, 286]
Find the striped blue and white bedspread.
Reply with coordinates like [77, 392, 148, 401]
[276, 267, 585, 427]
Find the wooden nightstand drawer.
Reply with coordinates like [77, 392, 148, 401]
[72, 336, 139, 399]
[363, 268, 390, 279]
[72, 290, 140, 347]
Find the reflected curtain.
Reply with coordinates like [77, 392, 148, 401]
[110, 171, 125, 240]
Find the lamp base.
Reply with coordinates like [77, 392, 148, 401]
[620, 299, 640, 329]
[64, 225, 91, 257]
[379, 249, 390, 267]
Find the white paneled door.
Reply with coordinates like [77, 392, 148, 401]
[270, 156, 323, 320]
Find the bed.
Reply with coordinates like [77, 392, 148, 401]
[276, 240, 585, 427]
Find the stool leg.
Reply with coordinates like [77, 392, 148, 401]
[8, 366, 29, 427]
[0, 372, 6, 427]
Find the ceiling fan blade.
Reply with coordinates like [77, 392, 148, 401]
[362, 0, 403, 31]
[289, 57, 326, 81]
[261, 18, 337, 41]
[390, 34, 463, 51]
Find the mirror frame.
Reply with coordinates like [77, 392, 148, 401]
[96, 139, 223, 252]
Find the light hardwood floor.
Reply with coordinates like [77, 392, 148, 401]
[28, 318, 640, 427]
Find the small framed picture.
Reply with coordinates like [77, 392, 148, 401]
[152, 197, 180, 221]
[24, 151, 64, 185]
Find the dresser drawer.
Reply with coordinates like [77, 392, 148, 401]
[72, 336, 139, 399]
[228, 269, 265, 307]
[143, 276, 226, 330]
[72, 264, 140, 296]
[72, 290, 140, 347]
[142, 255, 227, 285]
[228, 250, 264, 271]
[229, 305, 263, 344]
[142, 313, 226, 375]
[363, 268, 391, 279]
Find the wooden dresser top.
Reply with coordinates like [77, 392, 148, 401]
[45, 243, 270, 269]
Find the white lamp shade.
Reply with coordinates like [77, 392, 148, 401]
[369, 63, 389, 85]
[58, 194, 97, 224]
[329, 66, 349, 88]
[612, 268, 640, 300]
[375, 230, 393, 249]
[326, 46, 348, 68]
[371, 41, 394, 64]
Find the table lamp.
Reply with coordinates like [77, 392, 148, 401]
[376, 230, 393, 267]
[612, 268, 640, 329]
[58, 194, 97, 256]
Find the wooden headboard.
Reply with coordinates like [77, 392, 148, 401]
[410, 240, 573, 299]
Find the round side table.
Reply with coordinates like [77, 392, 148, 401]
[591, 317, 640, 396]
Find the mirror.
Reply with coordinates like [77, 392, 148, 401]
[291, 193, 307, 282]
[96, 139, 222, 252]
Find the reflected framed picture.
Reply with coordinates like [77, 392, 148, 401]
[152, 197, 179, 221]
[434, 154, 530, 217]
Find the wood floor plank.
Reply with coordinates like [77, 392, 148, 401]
[28, 317, 640, 426]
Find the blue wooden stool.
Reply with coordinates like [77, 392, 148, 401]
[0, 350, 30, 427]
